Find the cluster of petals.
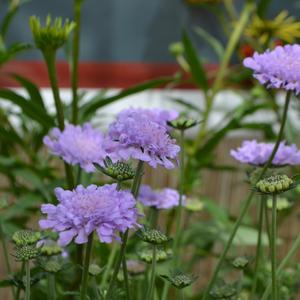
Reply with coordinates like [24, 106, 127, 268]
[39, 184, 139, 246]
[138, 185, 182, 209]
[230, 140, 300, 166]
[44, 123, 117, 173]
[108, 109, 180, 169]
[244, 44, 300, 94]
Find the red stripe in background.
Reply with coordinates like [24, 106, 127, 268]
[0, 61, 218, 89]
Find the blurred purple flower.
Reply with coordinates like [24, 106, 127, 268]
[230, 140, 300, 166]
[244, 44, 300, 94]
[39, 184, 140, 246]
[108, 109, 180, 169]
[44, 123, 117, 173]
[138, 185, 182, 209]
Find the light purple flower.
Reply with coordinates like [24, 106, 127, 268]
[244, 44, 300, 94]
[230, 140, 300, 166]
[108, 109, 180, 169]
[39, 184, 140, 246]
[44, 123, 116, 173]
[138, 185, 182, 209]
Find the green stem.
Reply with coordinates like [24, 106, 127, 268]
[25, 261, 30, 300]
[105, 161, 144, 300]
[92, 277, 101, 300]
[80, 233, 94, 300]
[146, 245, 157, 300]
[264, 199, 271, 253]
[48, 273, 56, 300]
[100, 243, 118, 287]
[71, 0, 83, 124]
[271, 194, 277, 300]
[179, 289, 184, 300]
[250, 196, 264, 299]
[261, 235, 300, 300]
[173, 129, 185, 266]
[15, 262, 25, 300]
[121, 233, 130, 300]
[149, 207, 159, 228]
[201, 91, 291, 300]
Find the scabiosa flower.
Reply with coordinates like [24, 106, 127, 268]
[244, 44, 300, 94]
[108, 110, 180, 169]
[230, 140, 300, 166]
[44, 123, 116, 173]
[138, 185, 182, 209]
[39, 184, 140, 246]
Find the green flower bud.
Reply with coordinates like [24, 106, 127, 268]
[167, 117, 200, 131]
[232, 256, 250, 270]
[95, 157, 135, 182]
[88, 264, 102, 276]
[0, 197, 9, 210]
[14, 245, 40, 261]
[169, 42, 184, 56]
[40, 240, 62, 256]
[255, 174, 294, 195]
[37, 256, 63, 273]
[126, 260, 146, 275]
[209, 283, 237, 299]
[184, 197, 204, 212]
[138, 248, 172, 264]
[160, 270, 197, 289]
[30, 15, 75, 52]
[12, 230, 41, 246]
[137, 227, 171, 245]
[266, 197, 292, 211]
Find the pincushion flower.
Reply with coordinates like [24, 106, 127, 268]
[230, 140, 300, 166]
[39, 184, 140, 246]
[44, 123, 116, 173]
[108, 110, 180, 169]
[244, 44, 300, 94]
[138, 185, 182, 209]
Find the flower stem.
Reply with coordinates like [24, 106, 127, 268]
[100, 243, 118, 287]
[201, 91, 291, 300]
[71, 0, 83, 124]
[250, 196, 264, 299]
[121, 232, 130, 300]
[47, 273, 56, 300]
[25, 261, 30, 300]
[271, 194, 278, 300]
[15, 262, 25, 300]
[80, 233, 94, 300]
[146, 245, 157, 300]
[105, 161, 144, 300]
[261, 235, 300, 300]
[173, 129, 185, 266]
[179, 289, 184, 300]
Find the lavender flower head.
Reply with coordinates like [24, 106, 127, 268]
[39, 184, 140, 246]
[244, 44, 300, 94]
[138, 185, 182, 209]
[230, 140, 300, 166]
[108, 109, 180, 169]
[44, 123, 116, 173]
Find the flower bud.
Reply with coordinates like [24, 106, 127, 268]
[167, 117, 200, 131]
[255, 174, 294, 194]
[38, 256, 63, 273]
[95, 157, 135, 182]
[40, 240, 62, 256]
[138, 248, 172, 264]
[232, 256, 250, 270]
[12, 230, 41, 246]
[88, 264, 102, 276]
[14, 245, 40, 261]
[209, 283, 237, 299]
[126, 260, 146, 276]
[169, 42, 184, 56]
[160, 270, 197, 289]
[137, 227, 171, 245]
[266, 197, 292, 211]
[30, 15, 75, 52]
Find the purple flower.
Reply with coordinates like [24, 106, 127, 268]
[230, 140, 300, 166]
[244, 44, 300, 94]
[108, 109, 180, 169]
[138, 185, 182, 209]
[44, 123, 116, 173]
[39, 184, 140, 246]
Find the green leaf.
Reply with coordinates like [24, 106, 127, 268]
[194, 26, 224, 61]
[168, 97, 203, 113]
[81, 77, 175, 120]
[182, 31, 209, 92]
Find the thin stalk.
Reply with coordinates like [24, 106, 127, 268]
[71, 0, 83, 124]
[250, 197, 264, 299]
[100, 243, 118, 287]
[121, 233, 130, 300]
[149, 207, 159, 228]
[80, 233, 94, 300]
[271, 194, 277, 300]
[173, 129, 185, 266]
[25, 261, 30, 300]
[146, 245, 157, 300]
[264, 200, 271, 252]
[105, 161, 144, 300]
[261, 235, 300, 300]
[48, 273, 56, 300]
[15, 262, 25, 300]
[179, 289, 184, 300]
[201, 91, 291, 300]
[92, 277, 101, 300]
